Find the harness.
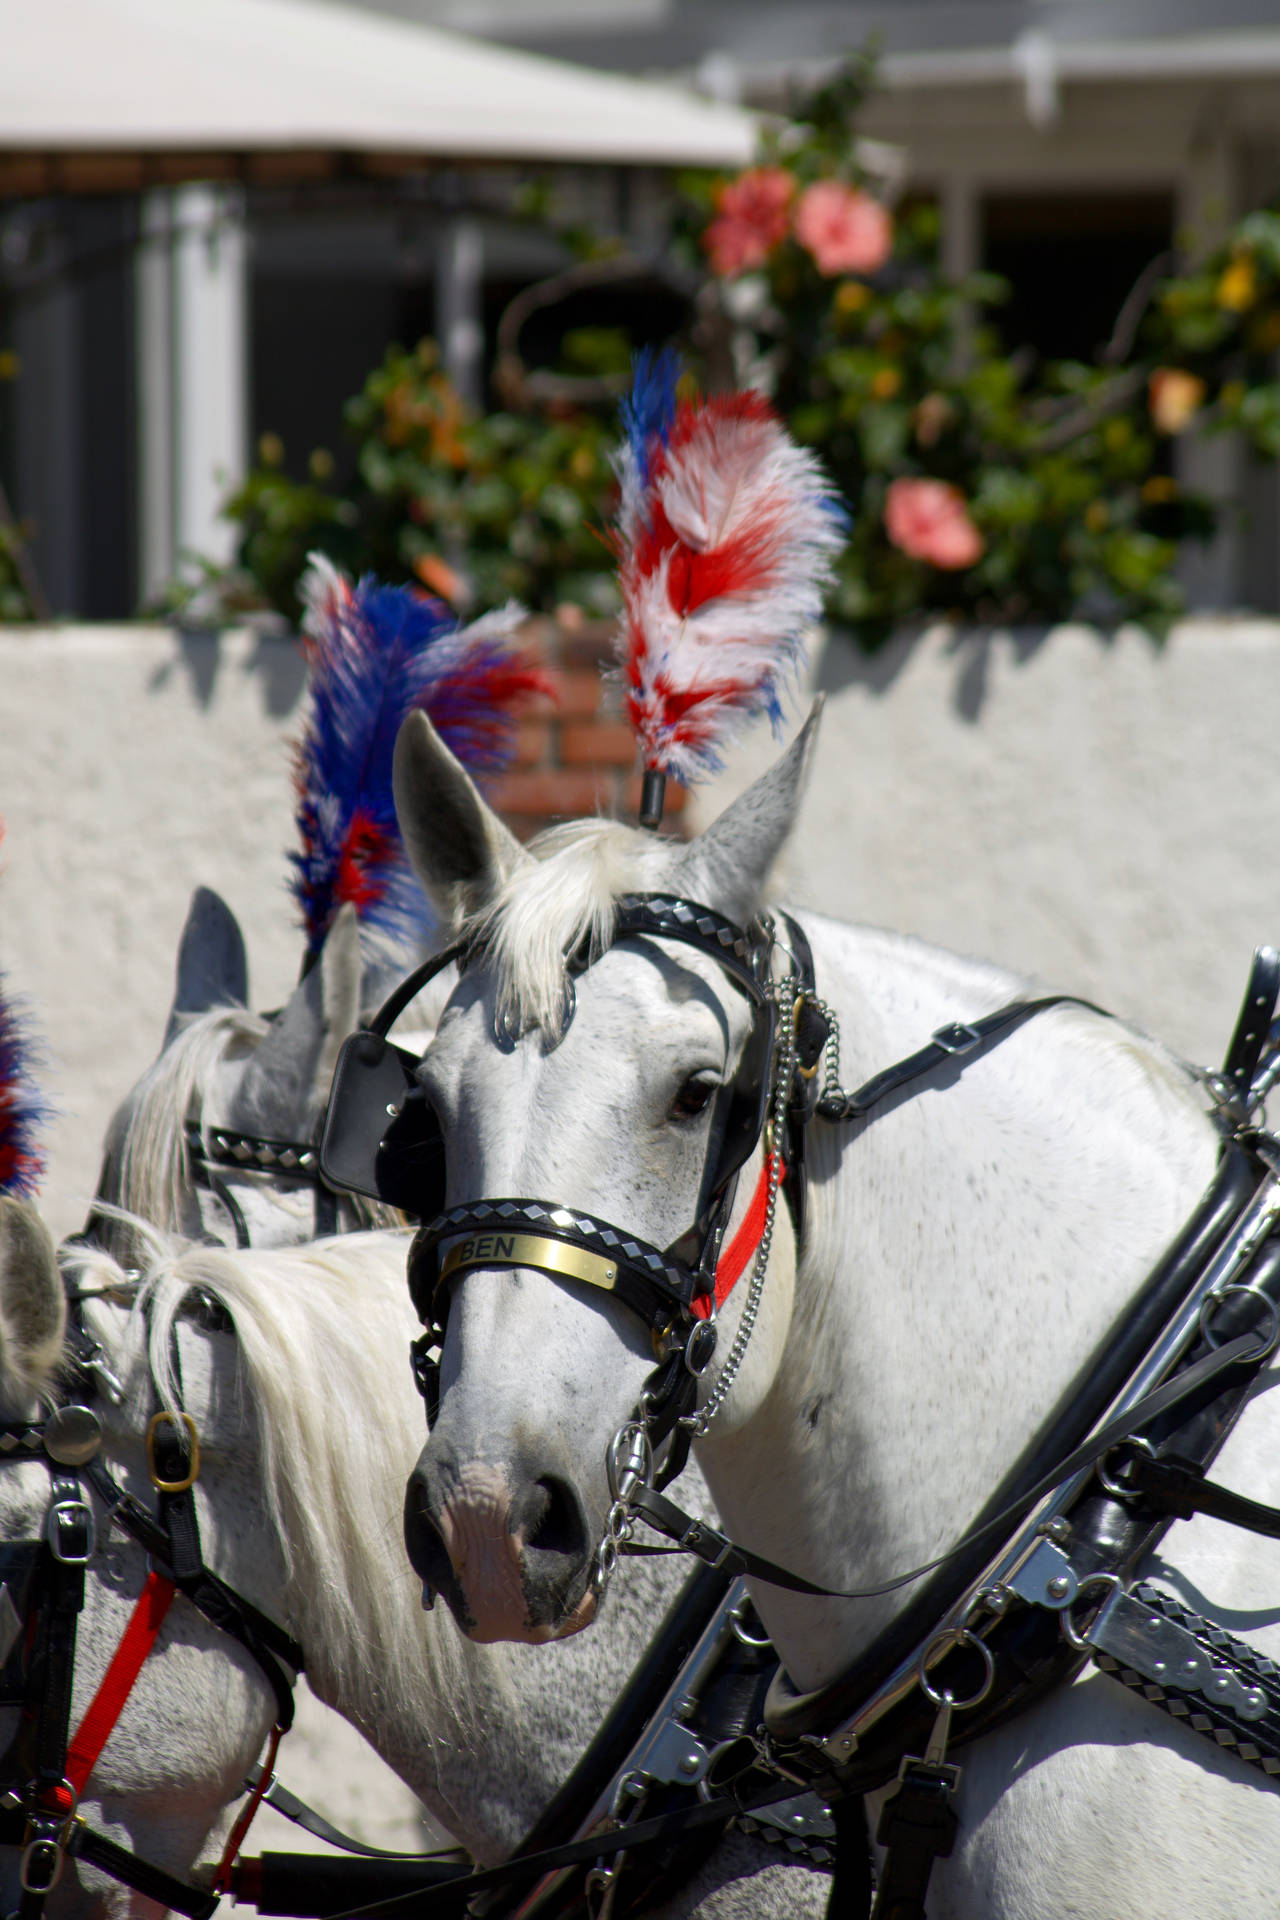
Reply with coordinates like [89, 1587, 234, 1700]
[0, 1280, 305, 1920]
[321, 899, 1280, 1919]
[183, 1121, 343, 1247]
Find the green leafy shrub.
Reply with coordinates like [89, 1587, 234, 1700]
[212, 340, 621, 625]
[205, 53, 1280, 645]
[678, 55, 1280, 643]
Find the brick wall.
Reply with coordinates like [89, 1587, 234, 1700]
[487, 609, 687, 840]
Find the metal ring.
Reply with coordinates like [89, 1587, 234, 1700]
[1061, 1572, 1123, 1652]
[146, 1410, 200, 1492]
[730, 1600, 773, 1649]
[1097, 1434, 1157, 1499]
[1198, 1283, 1280, 1357]
[917, 1627, 996, 1711]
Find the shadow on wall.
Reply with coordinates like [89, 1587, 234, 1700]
[145, 627, 307, 719]
[815, 622, 1134, 723]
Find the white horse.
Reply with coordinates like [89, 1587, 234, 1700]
[70, 900, 831, 1917]
[391, 701, 1280, 1917]
[0, 1197, 830, 1919]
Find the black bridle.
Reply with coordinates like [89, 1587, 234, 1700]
[319, 894, 817, 1465]
[184, 1122, 345, 1247]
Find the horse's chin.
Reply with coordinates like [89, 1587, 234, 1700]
[450, 1581, 598, 1645]
[460, 1589, 602, 1651]
[529, 1586, 599, 1642]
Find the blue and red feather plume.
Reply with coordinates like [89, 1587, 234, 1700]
[612, 350, 847, 786]
[0, 979, 47, 1201]
[291, 557, 550, 958]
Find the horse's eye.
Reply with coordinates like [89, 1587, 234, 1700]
[671, 1075, 718, 1122]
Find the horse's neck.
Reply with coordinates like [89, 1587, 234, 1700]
[697, 912, 1222, 1694]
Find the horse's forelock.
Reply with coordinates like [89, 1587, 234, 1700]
[461, 818, 679, 1039]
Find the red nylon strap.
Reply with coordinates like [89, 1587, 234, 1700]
[213, 1721, 284, 1893]
[65, 1572, 177, 1796]
[692, 1154, 785, 1322]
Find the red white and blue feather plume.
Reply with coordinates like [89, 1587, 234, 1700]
[613, 349, 846, 801]
[0, 976, 48, 1200]
[292, 556, 550, 959]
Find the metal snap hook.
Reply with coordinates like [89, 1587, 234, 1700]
[606, 1424, 653, 1503]
[1061, 1572, 1123, 1652]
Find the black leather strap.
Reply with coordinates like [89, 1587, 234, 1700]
[411, 1197, 700, 1331]
[613, 895, 769, 1007]
[870, 1760, 958, 1920]
[1220, 945, 1280, 1110]
[817, 994, 1111, 1125]
[82, 1457, 301, 1727]
[629, 1329, 1267, 1604]
[73, 1825, 220, 1920]
[1118, 1452, 1280, 1539]
[33, 1468, 89, 1788]
[250, 1772, 463, 1861]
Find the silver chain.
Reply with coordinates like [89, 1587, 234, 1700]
[684, 972, 800, 1439]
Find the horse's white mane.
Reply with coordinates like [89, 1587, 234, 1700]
[100, 1007, 269, 1231]
[463, 818, 681, 1038]
[64, 1224, 504, 1737]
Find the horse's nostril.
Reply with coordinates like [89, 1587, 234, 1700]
[520, 1475, 587, 1560]
[402, 1473, 454, 1593]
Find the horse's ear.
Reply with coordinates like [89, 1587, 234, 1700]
[164, 886, 250, 1045]
[238, 904, 362, 1122]
[672, 699, 823, 924]
[0, 1199, 66, 1401]
[393, 711, 527, 927]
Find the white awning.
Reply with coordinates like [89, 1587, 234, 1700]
[0, 0, 758, 168]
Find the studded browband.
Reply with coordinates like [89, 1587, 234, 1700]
[183, 1123, 322, 1180]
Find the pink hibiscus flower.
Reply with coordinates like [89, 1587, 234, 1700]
[884, 478, 985, 570]
[703, 167, 794, 278]
[794, 181, 892, 278]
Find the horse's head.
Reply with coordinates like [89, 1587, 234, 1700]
[93, 888, 394, 1253]
[395, 705, 817, 1642]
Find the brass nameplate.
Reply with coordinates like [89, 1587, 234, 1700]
[439, 1231, 619, 1293]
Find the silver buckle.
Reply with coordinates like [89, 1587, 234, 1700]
[20, 1833, 64, 1894]
[932, 1022, 982, 1056]
[46, 1499, 94, 1566]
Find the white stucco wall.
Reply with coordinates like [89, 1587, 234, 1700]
[1, 625, 310, 1244]
[689, 616, 1280, 1080]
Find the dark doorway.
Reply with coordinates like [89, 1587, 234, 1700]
[982, 190, 1175, 365]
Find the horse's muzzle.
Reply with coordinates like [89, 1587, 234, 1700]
[403, 1444, 597, 1643]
